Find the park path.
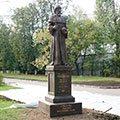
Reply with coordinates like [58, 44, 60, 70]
[0, 78, 120, 116]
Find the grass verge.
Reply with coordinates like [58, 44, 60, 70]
[0, 83, 21, 91]
[72, 76, 120, 82]
[3, 73, 120, 83]
[3, 73, 47, 81]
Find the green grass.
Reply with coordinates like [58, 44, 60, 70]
[0, 100, 25, 120]
[2, 73, 120, 83]
[72, 76, 120, 82]
[0, 78, 26, 120]
[0, 108, 23, 120]
[0, 100, 20, 108]
[0, 83, 21, 91]
[3, 73, 47, 81]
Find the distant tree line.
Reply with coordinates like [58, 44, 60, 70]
[0, 0, 120, 77]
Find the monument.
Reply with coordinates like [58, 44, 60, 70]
[39, 5, 82, 117]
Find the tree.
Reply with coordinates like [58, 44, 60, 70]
[10, 4, 40, 74]
[10, 0, 72, 73]
[95, 0, 120, 76]
[32, 29, 51, 71]
[66, 8, 98, 75]
[0, 23, 18, 72]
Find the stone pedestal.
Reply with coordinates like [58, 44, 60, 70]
[39, 65, 82, 117]
[45, 66, 75, 103]
[39, 99, 82, 117]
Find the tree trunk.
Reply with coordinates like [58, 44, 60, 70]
[75, 60, 79, 75]
[91, 61, 94, 76]
[101, 60, 105, 77]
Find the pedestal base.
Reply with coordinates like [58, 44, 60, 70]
[45, 95, 75, 103]
[39, 99, 82, 117]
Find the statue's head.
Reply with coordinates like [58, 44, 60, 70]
[54, 5, 61, 15]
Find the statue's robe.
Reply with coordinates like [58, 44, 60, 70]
[48, 15, 68, 65]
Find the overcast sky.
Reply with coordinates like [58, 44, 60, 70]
[0, 0, 119, 20]
[0, 0, 97, 16]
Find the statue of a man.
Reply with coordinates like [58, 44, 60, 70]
[48, 5, 68, 66]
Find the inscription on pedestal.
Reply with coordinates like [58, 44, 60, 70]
[50, 102, 82, 117]
[56, 104, 75, 113]
[39, 100, 82, 117]
[56, 72, 71, 96]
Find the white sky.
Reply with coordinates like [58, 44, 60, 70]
[0, 0, 34, 15]
[69, 0, 96, 14]
[0, 0, 97, 16]
[0, 0, 120, 22]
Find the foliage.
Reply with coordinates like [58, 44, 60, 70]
[32, 29, 51, 70]
[95, 0, 120, 76]
[10, 4, 40, 73]
[0, 23, 18, 72]
[9, 0, 71, 73]
[0, 0, 120, 77]
[66, 8, 98, 75]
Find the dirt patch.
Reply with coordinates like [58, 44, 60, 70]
[20, 108, 120, 120]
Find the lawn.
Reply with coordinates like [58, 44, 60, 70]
[0, 83, 21, 91]
[72, 76, 120, 82]
[0, 81, 25, 120]
[3, 73, 47, 81]
[0, 96, 25, 120]
[2, 73, 120, 83]
[0, 101, 23, 120]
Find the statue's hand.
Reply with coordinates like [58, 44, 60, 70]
[62, 27, 68, 34]
[53, 25, 58, 30]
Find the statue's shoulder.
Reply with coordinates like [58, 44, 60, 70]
[61, 16, 66, 23]
[62, 16, 67, 21]
[49, 15, 56, 22]
[62, 15, 66, 19]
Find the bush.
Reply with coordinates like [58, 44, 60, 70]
[0, 73, 3, 85]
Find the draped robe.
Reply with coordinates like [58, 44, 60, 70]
[48, 15, 68, 65]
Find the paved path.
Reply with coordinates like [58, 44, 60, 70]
[0, 78, 120, 116]
[3, 78, 120, 96]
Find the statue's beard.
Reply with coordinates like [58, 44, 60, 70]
[56, 12, 61, 16]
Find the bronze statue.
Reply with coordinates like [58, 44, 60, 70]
[48, 5, 68, 66]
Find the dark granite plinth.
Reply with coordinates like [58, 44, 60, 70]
[45, 95, 75, 103]
[39, 65, 82, 117]
[39, 99, 82, 117]
[45, 65, 75, 103]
